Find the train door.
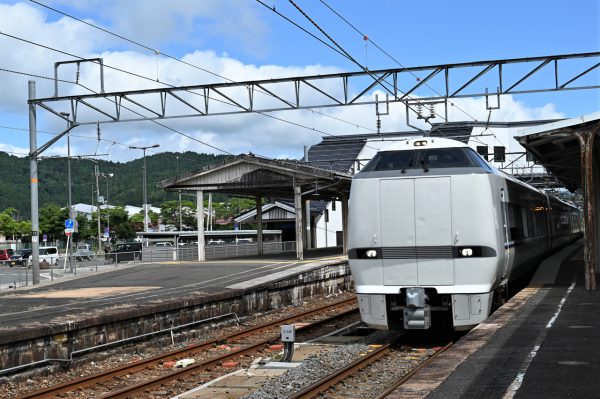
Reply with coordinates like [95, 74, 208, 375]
[414, 177, 454, 285]
[500, 188, 511, 279]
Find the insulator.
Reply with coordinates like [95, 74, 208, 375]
[416, 103, 423, 119]
[96, 122, 101, 141]
[428, 103, 435, 119]
[376, 117, 381, 133]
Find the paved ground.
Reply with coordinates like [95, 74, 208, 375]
[0, 248, 345, 330]
[391, 240, 600, 399]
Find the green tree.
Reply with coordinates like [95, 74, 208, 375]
[39, 204, 68, 241]
[0, 211, 18, 240]
[160, 200, 196, 230]
[16, 220, 31, 241]
[130, 210, 159, 232]
[107, 206, 135, 241]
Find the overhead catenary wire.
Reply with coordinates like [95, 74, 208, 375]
[28, 0, 377, 134]
[260, 0, 443, 136]
[314, 0, 528, 169]
[0, 32, 353, 158]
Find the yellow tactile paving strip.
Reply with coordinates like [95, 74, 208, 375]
[12, 286, 161, 299]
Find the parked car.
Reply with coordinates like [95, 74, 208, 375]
[154, 241, 174, 247]
[236, 238, 253, 244]
[208, 239, 225, 245]
[0, 249, 14, 265]
[9, 249, 31, 267]
[27, 246, 61, 266]
[108, 242, 142, 263]
[74, 244, 95, 261]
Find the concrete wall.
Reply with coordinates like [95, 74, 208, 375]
[0, 262, 352, 372]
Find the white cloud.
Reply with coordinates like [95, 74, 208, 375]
[0, 2, 571, 164]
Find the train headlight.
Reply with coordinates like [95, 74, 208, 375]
[414, 140, 428, 147]
[365, 249, 378, 258]
[460, 248, 473, 257]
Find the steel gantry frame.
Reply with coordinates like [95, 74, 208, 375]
[27, 51, 600, 284]
[30, 51, 600, 128]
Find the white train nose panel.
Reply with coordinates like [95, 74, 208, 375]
[415, 177, 454, 285]
[380, 179, 417, 285]
[379, 177, 454, 286]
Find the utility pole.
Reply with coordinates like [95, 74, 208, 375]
[129, 144, 160, 236]
[95, 165, 102, 253]
[60, 112, 74, 273]
[29, 81, 40, 284]
[177, 156, 182, 231]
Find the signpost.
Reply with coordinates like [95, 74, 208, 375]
[64, 219, 74, 275]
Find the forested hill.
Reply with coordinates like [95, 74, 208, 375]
[0, 151, 230, 217]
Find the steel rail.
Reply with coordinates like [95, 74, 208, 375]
[16, 297, 357, 399]
[287, 340, 454, 399]
[288, 344, 391, 399]
[374, 340, 454, 399]
[97, 306, 360, 399]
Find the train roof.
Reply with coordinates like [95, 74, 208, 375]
[376, 137, 468, 151]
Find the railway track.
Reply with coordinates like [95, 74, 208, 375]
[16, 297, 358, 399]
[288, 340, 454, 399]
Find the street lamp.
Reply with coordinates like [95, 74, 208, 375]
[100, 173, 114, 243]
[129, 144, 160, 236]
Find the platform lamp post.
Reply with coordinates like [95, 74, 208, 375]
[100, 173, 114, 244]
[59, 111, 74, 273]
[129, 144, 160, 239]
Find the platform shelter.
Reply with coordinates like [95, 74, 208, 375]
[159, 154, 352, 261]
[518, 111, 600, 290]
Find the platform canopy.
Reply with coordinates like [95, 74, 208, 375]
[159, 154, 352, 261]
[516, 111, 600, 192]
[517, 111, 600, 291]
[159, 153, 352, 199]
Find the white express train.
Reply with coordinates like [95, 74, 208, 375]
[347, 137, 581, 331]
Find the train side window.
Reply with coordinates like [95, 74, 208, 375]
[507, 204, 518, 241]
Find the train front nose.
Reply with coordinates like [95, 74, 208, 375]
[379, 177, 454, 286]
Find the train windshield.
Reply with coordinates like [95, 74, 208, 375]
[361, 147, 490, 172]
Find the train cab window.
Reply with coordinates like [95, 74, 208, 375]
[422, 148, 481, 168]
[361, 150, 415, 172]
[361, 147, 491, 172]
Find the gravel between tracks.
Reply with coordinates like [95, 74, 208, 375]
[242, 331, 397, 399]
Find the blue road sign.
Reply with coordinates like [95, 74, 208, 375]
[65, 219, 74, 229]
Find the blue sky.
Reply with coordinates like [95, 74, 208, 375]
[0, 0, 598, 160]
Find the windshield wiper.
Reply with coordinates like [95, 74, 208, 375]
[421, 159, 429, 172]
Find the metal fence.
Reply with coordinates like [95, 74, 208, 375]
[0, 241, 297, 291]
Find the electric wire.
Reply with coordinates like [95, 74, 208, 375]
[261, 0, 440, 136]
[28, 0, 377, 134]
[313, 0, 528, 169]
[317, 0, 527, 167]
[0, 31, 344, 155]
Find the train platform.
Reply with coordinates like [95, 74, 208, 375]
[0, 248, 348, 352]
[390, 240, 599, 398]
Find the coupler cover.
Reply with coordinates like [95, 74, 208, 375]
[404, 306, 431, 329]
